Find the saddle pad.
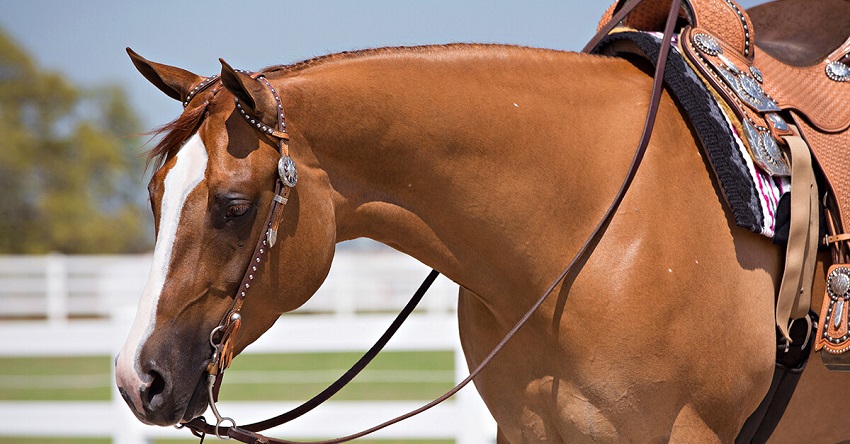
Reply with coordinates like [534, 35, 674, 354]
[593, 31, 789, 237]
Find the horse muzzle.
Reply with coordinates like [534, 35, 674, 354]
[115, 348, 211, 426]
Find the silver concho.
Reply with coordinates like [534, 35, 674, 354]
[743, 120, 790, 176]
[739, 74, 763, 101]
[749, 66, 763, 84]
[693, 33, 722, 56]
[278, 155, 298, 188]
[759, 132, 782, 163]
[766, 113, 788, 132]
[828, 267, 850, 302]
[718, 68, 781, 113]
[825, 61, 850, 82]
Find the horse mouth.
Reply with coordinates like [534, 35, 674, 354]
[182, 370, 212, 423]
[118, 361, 212, 427]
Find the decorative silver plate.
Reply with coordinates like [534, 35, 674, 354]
[278, 156, 298, 188]
[717, 68, 781, 113]
[828, 267, 850, 302]
[826, 61, 850, 82]
[718, 53, 741, 74]
[742, 120, 790, 176]
[766, 113, 788, 132]
[693, 33, 722, 56]
[759, 132, 782, 164]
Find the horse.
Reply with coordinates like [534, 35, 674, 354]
[113, 42, 850, 442]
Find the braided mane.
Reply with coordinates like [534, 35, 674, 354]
[260, 43, 541, 77]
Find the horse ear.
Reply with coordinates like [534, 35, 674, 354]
[126, 48, 204, 103]
[219, 59, 279, 126]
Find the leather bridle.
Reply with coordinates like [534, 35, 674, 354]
[179, 0, 681, 441]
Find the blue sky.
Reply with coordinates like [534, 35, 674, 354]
[0, 1, 766, 128]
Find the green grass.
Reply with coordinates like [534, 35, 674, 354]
[0, 355, 111, 400]
[0, 351, 455, 402]
[220, 351, 455, 401]
[0, 352, 458, 443]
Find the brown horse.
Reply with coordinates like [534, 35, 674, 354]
[114, 43, 850, 442]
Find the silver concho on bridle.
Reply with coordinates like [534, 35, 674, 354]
[278, 155, 298, 188]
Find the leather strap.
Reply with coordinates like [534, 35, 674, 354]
[240, 269, 439, 432]
[825, 233, 850, 246]
[187, 0, 682, 442]
[775, 130, 818, 341]
[736, 315, 816, 444]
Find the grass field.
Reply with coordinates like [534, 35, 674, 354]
[0, 355, 112, 400]
[0, 351, 455, 401]
[0, 351, 458, 443]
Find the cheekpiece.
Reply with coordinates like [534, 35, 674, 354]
[278, 155, 298, 188]
[825, 61, 850, 82]
[742, 120, 789, 176]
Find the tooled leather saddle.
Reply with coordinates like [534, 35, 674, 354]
[597, 0, 850, 367]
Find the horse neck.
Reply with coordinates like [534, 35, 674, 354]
[278, 46, 651, 297]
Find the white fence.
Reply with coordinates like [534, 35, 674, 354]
[0, 251, 497, 443]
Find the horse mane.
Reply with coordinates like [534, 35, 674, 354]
[261, 43, 550, 76]
[146, 44, 551, 168]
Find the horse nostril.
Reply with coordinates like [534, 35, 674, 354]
[144, 368, 167, 409]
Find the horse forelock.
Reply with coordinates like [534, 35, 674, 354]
[145, 91, 214, 170]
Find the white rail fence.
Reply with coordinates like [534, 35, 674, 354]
[0, 252, 497, 444]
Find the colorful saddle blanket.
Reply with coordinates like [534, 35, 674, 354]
[593, 31, 789, 237]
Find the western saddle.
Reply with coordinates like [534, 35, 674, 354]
[596, 0, 850, 369]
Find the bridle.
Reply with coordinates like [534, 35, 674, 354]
[177, 1, 681, 441]
[204, 70, 297, 380]
[175, 69, 301, 438]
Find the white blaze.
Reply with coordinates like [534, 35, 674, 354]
[115, 133, 208, 411]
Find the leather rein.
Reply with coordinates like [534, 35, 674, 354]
[182, 1, 680, 441]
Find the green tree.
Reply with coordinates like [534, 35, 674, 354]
[0, 27, 151, 254]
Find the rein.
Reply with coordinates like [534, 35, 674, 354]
[184, 0, 680, 441]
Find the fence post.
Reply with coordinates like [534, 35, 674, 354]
[45, 253, 68, 325]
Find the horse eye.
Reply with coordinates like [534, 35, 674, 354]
[226, 202, 251, 218]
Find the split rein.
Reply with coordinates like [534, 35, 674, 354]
[183, 2, 680, 441]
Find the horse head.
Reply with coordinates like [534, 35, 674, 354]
[115, 50, 336, 426]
